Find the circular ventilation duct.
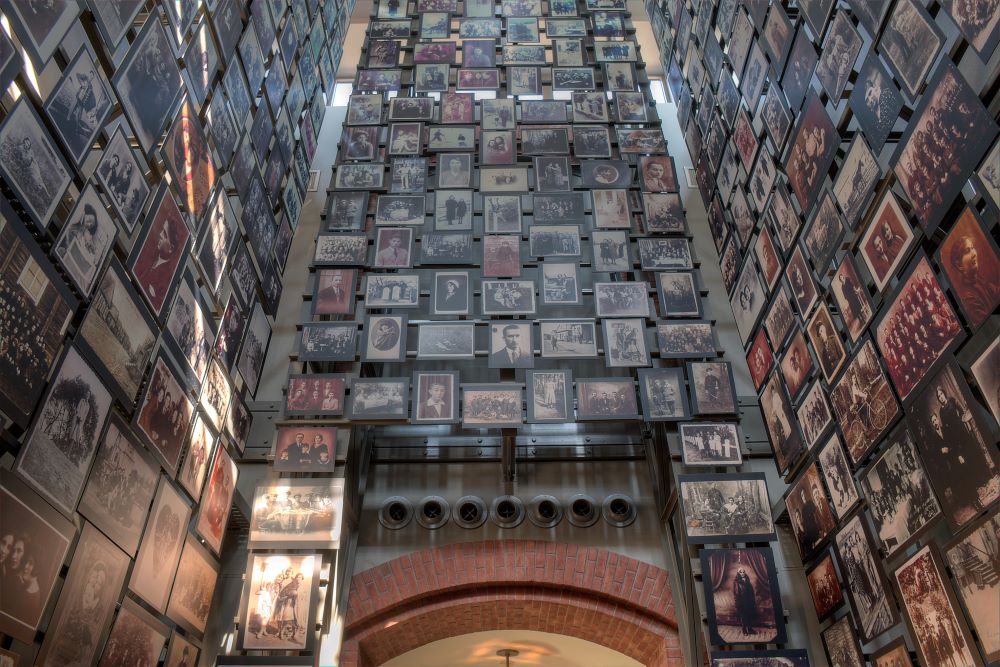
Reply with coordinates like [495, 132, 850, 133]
[379, 496, 413, 530]
[567, 493, 599, 527]
[454, 495, 488, 529]
[416, 495, 450, 529]
[528, 495, 563, 528]
[491, 495, 525, 528]
[603, 494, 637, 527]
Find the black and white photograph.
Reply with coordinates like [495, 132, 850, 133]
[831, 257, 874, 345]
[347, 94, 383, 125]
[196, 190, 238, 295]
[164, 275, 213, 386]
[700, 547, 787, 646]
[390, 158, 428, 193]
[489, 322, 534, 369]
[576, 378, 640, 420]
[435, 190, 473, 229]
[388, 122, 421, 155]
[816, 11, 861, 102]
[522, 100, 568, 123]
[389, 97, 434, 121]
[944, 511, 1000, 662]
[433, 272, 471, 315]
[129, 477, 190, 613]
[879, 0, 943, 98]
[349, 378, 409, 420]
[129, 187, 192, 319]
[848, 55, 903, 153]
[594, 282, 650, 318]
[334, 163, 385, 189]
[786, 247, 818, 317]
[97, 598, 170, 667]
[656, 321, 716, 358]
[642, 193, 686, 234]
[637, 368, 688, 421]
[314, 234, 369, 266]
[603, 318, 649, 368]
[462, 384, 523, 427]
[680, 423, 742, 466]
[786, 463, 837, 561]
[238, 303, 272, 397]
[540, 320, 597, 358]
[0, 0, 78, 68]
[0, 99, 72, 230]
[509, 66, 541, 95]
[581, 160, 632, 189]
[413, 372, 459, 423]
[363, 315, 408, 362]
[534, 193, 585, 223]
[343, 126, 378, 160]
[535, 156, 571, 192]
[832, 138, 880, 228]
[821, 616, 865, 667]
[285, 374, 347, 417]
[422, 232, 474, 264]
[166, 534, 219, 635]
[376, 195, 425, 227]
[817, 435, 860, 520]
[427, 127, 475, 152]
[592, 189, 630, 229]
[761, 374, 805, 475]
[480, 166, 530, 192]
[527, 370, 572, 423]
[615, 91, 648, 123]
[481, 279, 536, 315]
[373, 228, 414, 268]
[364, 274, 420, 308]
[573, 126, 612, 159]
[797, 383, 832, 450]
[785, 94, 838, 213]
[678, 473, 777, 544]
[484, 194, 522, 233]
[638, 238, 693, 271]
[834, 514, 899, 643]
[592, 231, 631, 272]
[970, 335, 1000, 425]
[238, 553, 320, 651]
[689, 361, 737, 415]
[806, 303, 846, 383]
[482, 235, 521, 277]
[830, 340, 900, 465]
[541, 263, 580, 305]
[0, 470, 75, 643]
[135, 353, 194, 475]
[96, 126, 151, 233]
[248, 479, 345, 550]
[45, 49, 114, 166]
[802, 193, 845, 273]
[729, 261, 766, 344]
[529, 225, 581, 258]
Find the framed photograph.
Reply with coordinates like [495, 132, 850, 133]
[488, 322, 534, 369]
[700, 547, 786, 645]
[859, 191, 915, 293]
[413, 371, 459, 423]
[821, 616, 865, 667]
[553, 67, 596, 90]
[679, 423, 742, 466]
[342, 126, 378, 161]
[237, 303, 272, 397]
[603, 319, 649, 368]
[387, 122, 421, 155]
[615, 91, 648, 123]
[45, 49, 114, 167]
[363, 314, 408, 362]
[656, 321, 716, 359]
[433, 155, 471, 188]
[99, 597, 170, 666]
[592, 189, 630, 229]
[534, 192, 585, 223]
[831, 256, 874, 343]
[805, 551, 845, 621]
[95, 126, 151, 233]
[482, 235, 521, 277]
[334, 163, 385, 189]
[238, 553, 321, 650]
[285, 374, 347, 417]
[526, 370, 572, 423]
[135, 352, 193, 475]
[249, 478, 345, 549]
[0, 470, 76, 643]
[480, 166, 530, 192]
[832, 138, 880, 229]
[529, 225, 580, 258]
[483, 194, 521, 233]
[848, 55, 903, 153]
[895, 64, 997, 234]
[481, 130, 515, 164]
[945, 510, 1000, 663]
[797, 382, 833, 449]
[166, 534, 218, 635]
[463, 39, 496, 67]
[129, 476, 190, 612]
[164, 273, 214, 386]
[746, 329, 774, 390]
[937, 206, 1000, 327]
[532, 156, 570, 193]
[758, 84, 792, 150]
[541, 263, 579, 305]
[522, 128, 571, 156]
[806, 303, 846, 383]
[816, 434, 860, 521]
[576, 378, 639, 421]
[894, 545, 984, 667]
[456, 68, 500, 89]
[830, 339, 900, 465]
[194, 443, 237, 555]
[835, 513, 899, 643]
[641, 194, 686, 234]
[871, 638, 915, 667]
[434, 190, 473, 230]
[785, 94, 838, 212]
[128, 187, 192, 319]
[508, 66, 541, 95]
[730, 261, 766, 344]
[688, 361, 737, 415]
[326, 191, 368, 231]
[581, 160, 631, 189]
[428, 271, 470, 315]
[346, 94, 382, 125]
[540, 320, 597, 358]
[802, 193, 845, 273]
[372, 228, 413, 268]
[388, 97, 434, 122]
[164, 631, 200, 667]
[349, 377, 409, 420]
[111, 11, 184, 154]
[620, 128, 667, 156]
[761, 374, 805, 474]
[786, 247, 817, 318]
[462, 384, 522, 427]
[815, 11, 861, 101]
[421, 231, 473, 264]
[594, 282, 650, 318]
[636, 368, 687, 421]
[482, 279, 536, 315]
[573, 126, 612, 160]
[522, 101, 567, 124]
[357, 68, 402, 92]
[710, 651, 809, 666]
[161, 101, 216, 222]
[763, 287, 796, 351]
[273, 425, 338, 473]
[390, 157, 427, 193]
[364, 274, 420, 309]
[970, 335, 1000, 425]
[417, 322, 475, 360]
[314, 234, 369, 267]
[314, 268, 357, 316]
[786, 463, 837, 561]
[880, 0, 942, 99]
[638, 238, 693, 271]
[678, 473, 776, 544]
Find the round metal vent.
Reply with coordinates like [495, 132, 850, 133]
[416, 495, 450, 529]
[528, 494, 563, 528]
[603, 494, 637, 527]
[454, 495, 488, 529]
[379, 496, 413, 530]
[567, 493, 599, 527]
[491, 495, 525, 528]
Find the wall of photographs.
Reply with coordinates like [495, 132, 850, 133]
[0, 0, 352, 664]
[647, 0, 1000, 664]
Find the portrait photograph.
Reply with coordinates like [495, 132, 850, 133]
[372, 228, 413, 269]
[700, 547, 786, 646]
[761, 374, 805, 475]
[521, 100, 567, 124]
[581, 160, 631, 189]
[859, 193, 916, 295]
[435, 190, 473, 230]
[238, 304, 272, 398]
[164, 631, 199, 667]
[423, 232, 473, 266]
[357, 68, 403, 92]
[540, 320, 597, 358]
[679, 423, 742, 466]
[285, 374, 347, 416]
[388, 96, 434, 122]
[128, 187, 191, 319]
[821, 616, 866, 667]
[166, 534, 218, 636]
[456, 68, 500, 90]
[334, 163, 385, 190]
[875, 255, 963, 401]
[591, 230, 630, 272]
[848, 54, 903, 153]
[603, 319, 649, 368]
[880, 0, 943, 98]
[970, 335, 1000, 425]
[0, 470, 75, 643]
[785, 94, 839, 212]
[161, 101, 215, 222]
[759, 84, 792, 150]
[462, 384, 523, 427]
[249, 478, 345, 549]
[483, 194, 521, 233]
[342, 126, 378, 160]
[688, 361, 737, 415]
[314, 234, 368, 267]
[797, 383, 833, 449]
[325, 191, 368, 231]
[656, 321, 716, 359]
[678, 473, 776, 544]
[390, 157, 427, 193]
[194, 444, 237, 556]
[754, 227, 782, 292]
[835, 514, 899, 643]
[363, 315, 407, 363]
[595, 282, 650, 318]
[786, 463, 837, 561]
[528, 225, 579, 258]
[785, 247, 818, 319]
[592, 189, 630, 229]
[95, 126, 151, 233]
[806, 551, 844, 621]
[730, 261, 766, 344]
[349, 378, 409, 420]
[45, 49, 114, 167]
[313, 268, 357, 316]
[908, 362, 1000, 531]
[805, 303, 845, 383]
[576, 378, 639, 421]
[802, 193, 846, 274]
[461, 38, 494, 67]
[135, 352, 193, 475]
[511, 370, 570, 427]
[413, 372, 459, 423]
[200, 358, 232, 435]
[489, 322, 534, 369]
[347, 93, 382, 125]
[638, 156, 678, 192]
[746, 329, 773, 391]
[537, 263, 579, 306]
[830, 256, 874, 343]
[895, 63, 997, 233]
[642, 193, 686, 234]
[636, 368, 688, 421]
[274, 426, 339, 473]
[830, 338, 900, 465]
[937, 206, 1000, 327]
[535, 156, 572, 192]
[129, 477, 190, 613]
[482, 279, 536, 315]
[98, 598, 170, 667]
[482, 235, 521, 277]
[432, 271, 471, 315]
[438, 93, 474, 123]
[534, 192, 586, 223]
[894, 545, 983, 667]
[111, 11, 184, 153]
[239, 553, 320, 651]
[573, 126, 612, 159]
[945, 511, 1000, 662]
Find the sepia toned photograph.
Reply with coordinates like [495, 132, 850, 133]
[482, 235, 521, 278]
[46, 49, 114, 168]
[746, 330, 774, 391]
[540, 320, 597, 358]
[642, 192, 686, 234]
[413, 372, 459, 423]
[238, 303, 271, 398]
[945, 511, 1000, 662]
[285, 374, 347, 417]
[534, 192, 585, 223]
[797, 383, 832, 450]
[432, 272, 471, 315]
[581, 160, 632, 189]
[129, 477, 190, 613]
[350, 378, 409, 420]
[848, 54, 903, 153]
[710, 651, 809, 667]
[871, 638, 915, 667]
[95, 126, 151, 233]
[761, 374, 805, 475]
[832, 137, 880, 228]
[656, 321, 716, 359]
[678, 473, 776, 544]
[527, 370, 572, 423]
[802, 193, 845, 273]
[806, 551, 844, 621]
[656, 272, 701, 317]
[98, 598, 170, 667]
[164, 631, 199, 667]
[638, 238, 693, 272]
[482, 279, 536, 315]
[274, 426, 338, 472]
[574, 126, 612, 159]
[785, 95, 839, 212]
[637, 368, 688, 422]
[835, 514, 898, 643]
[970, 335, 1000, 425]
[535, 156, 571, 192]
[249, 478, 345, 549]
[689, 361, 737, 415]
[592, 189, 630, 229]
[365, 274, 420, 309]
[786, 463, 837, 561]
[484, 194, 521, 233]
[603, 319, 649, 368]
[462, 384, 523, 427]
[700, 547, 787, 645]
[730, 261, 766, 344]
[166, 534, 219, 635]
[595, 282, 650, 318]
[817, 434, 860, 520]
[128, 187, 191, 318]
[576, 378, 639, 421]
[541, 263, 580, 305]
[806, 303, 846, 383]
[373, 228, 413, 268]
[830, 339, 900, 465]
[489, 322, 534, 369]
[314, 268, 357, 316]
[859, 191, 915, 293]
[937, 206, 1000, 327]
[830, 255, 873, 343]
[816, 11, 861, 101]
[480, 166, 530, 192]
[880, 0, 942, 98]
[821, 615, 865, 667]
[195, 444, 238, 556]
[679, 423, 742, 466]
[239, 553, 320, 651]
[592, 230, 631, 272]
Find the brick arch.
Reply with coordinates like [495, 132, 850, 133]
[342, 541, 683, 667]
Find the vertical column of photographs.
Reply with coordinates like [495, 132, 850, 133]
[649, 0, 1000, 664]
[0, 0, 354, 663]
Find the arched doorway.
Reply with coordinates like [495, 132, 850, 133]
[341, 541, 684, 667]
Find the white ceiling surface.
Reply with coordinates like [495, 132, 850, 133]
[381, 630, 643, 667]
[336, 0, 663, 79]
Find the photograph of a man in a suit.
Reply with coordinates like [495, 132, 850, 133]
[490, 323, 533, 368]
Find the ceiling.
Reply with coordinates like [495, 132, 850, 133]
[381, 630, 643, 667]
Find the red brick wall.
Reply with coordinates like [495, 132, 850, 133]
[342, 540, 684, 667]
